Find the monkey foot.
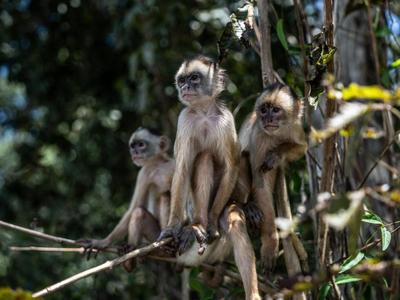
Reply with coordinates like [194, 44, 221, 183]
[262, 256, 277, 276]
[76, 239, 108, 260]
[206, 223, 220, 243]
[192, 224, 209, 255]
[177, 225, 196, 255]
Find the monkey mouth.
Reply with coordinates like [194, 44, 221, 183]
[182, 93, 197, 100]
[264, 124, 279, 130]
[131, 155, 145, 161]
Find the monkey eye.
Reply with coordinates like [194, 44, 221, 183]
[260, 106, 267, 114]
[129, 143, 135, 149]
[272, 107, 281, 113]
[191, 74, 199, 81]
[138, 141, 146, 148]
[177, 77, 185, 86]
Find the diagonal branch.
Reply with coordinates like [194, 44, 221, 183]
[0, 220, 76, 246]
[32, 238, 172, 298]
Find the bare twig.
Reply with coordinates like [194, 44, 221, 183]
[358, 133, 398, 189]
[32, 238, 172, 298]
[318, 0, 336, 268]
[258, 0, 275, 86]
[9, 246, 118, 254]
[0, 220, 76, 246]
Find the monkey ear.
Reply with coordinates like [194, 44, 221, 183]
[216, 67, 228, 94]
[159, 136, 171, 152]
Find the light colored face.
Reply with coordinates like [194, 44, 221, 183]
[128, 128, 161, 166]
[175, 58, 225, 107]
[255, 87, 294, 134]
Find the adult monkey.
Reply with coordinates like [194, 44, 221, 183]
[160, 55, 240, 253]
[159, 56, 261, 300]
[79, 127, 174, 271]
[238, 83, 307, 274]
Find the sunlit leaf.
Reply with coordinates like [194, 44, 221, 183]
[380, 226, 391, 251]
[323, 190, 365, 230]
[361, 127, 385, 139]
[362, 210, 384, 225]
[293, 281, 313, 291]
[335, 274, 362, 285]
[342, 83, 393, 102]
[389, 190, 400, 203]
[311, 103, 369, 143]
[276, 19, 289, 50]
[390, 58, 400, 69]
[339, 252, 365, 273]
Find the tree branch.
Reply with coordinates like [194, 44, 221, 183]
[0, 220, 76, 246]
[32, 238, 172, 298]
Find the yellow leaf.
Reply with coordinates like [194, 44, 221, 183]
[342, 83, 392, 102]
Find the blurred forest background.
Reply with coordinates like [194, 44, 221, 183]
[0, 0, 399, 299]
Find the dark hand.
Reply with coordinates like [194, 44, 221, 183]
[76, 238, 110, 260]
[260, 151, 280, 173]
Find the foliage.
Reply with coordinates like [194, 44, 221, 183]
[0, 0, 399, 299]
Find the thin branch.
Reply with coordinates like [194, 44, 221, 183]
[9, 246, 118, 254]
[358, 134, 397, 188]
[258, 0, 275, 86]
[0, 220, 76, 246]
[32, 238, 172, 298]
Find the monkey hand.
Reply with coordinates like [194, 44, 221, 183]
[243, 201, 264, 232]
[260, 151, 280, 173]
[177, 225, 196, 255]
[158, 223, 184, 245]
[76, 238, 110, 260]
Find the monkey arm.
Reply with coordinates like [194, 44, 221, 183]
[232, 152, 252, 204]
[209, 142, 240, 234]
[167, 158, 189, 227]
[274, 140, 307, 163]
[102, 172, 150, 245]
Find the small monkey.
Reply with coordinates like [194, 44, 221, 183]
[160, 55, 240, 253]
[79, 127, 174, 271]
[238, 83, 307, 273]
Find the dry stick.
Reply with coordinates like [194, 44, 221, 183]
[0, 220, 76, 246]
[358, 134, 397, 189]
[32, 238, 172, 298]
[9, 246, 118, 254]
[318, 0, 336, 269]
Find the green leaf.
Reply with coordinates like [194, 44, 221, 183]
[319, 284, 331, 300]
[390, 59, 400, 69]
[339, 252, 365, 273]
[335, 274, 362, 285]
[276, 19, 289, 50]
[381, 226, 391, 251]
[362, 211, 384, 225]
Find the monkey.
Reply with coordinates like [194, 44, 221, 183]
[238, 82, 307, 274]
[157, 56, 261, 300]
[159, 55, 240, 253]
[78, 127, 174, 272]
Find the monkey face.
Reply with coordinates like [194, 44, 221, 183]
[128, 128, 169, 166]
[175, 56, 226, 107]
[257, 102, 285, 133]
[255, 83, 299, 135]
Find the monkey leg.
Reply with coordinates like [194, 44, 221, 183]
[223, 204, 261, 300]
[192, 152, 214, 254]
[158, 193, 170, 230]
[254, 183, 279, 275]
[122, 207, 161, 272]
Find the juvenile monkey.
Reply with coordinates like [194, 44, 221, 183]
[160, 55, 240, 252]
[79, 127, 174, 271]
[239, 83, 307, 273]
